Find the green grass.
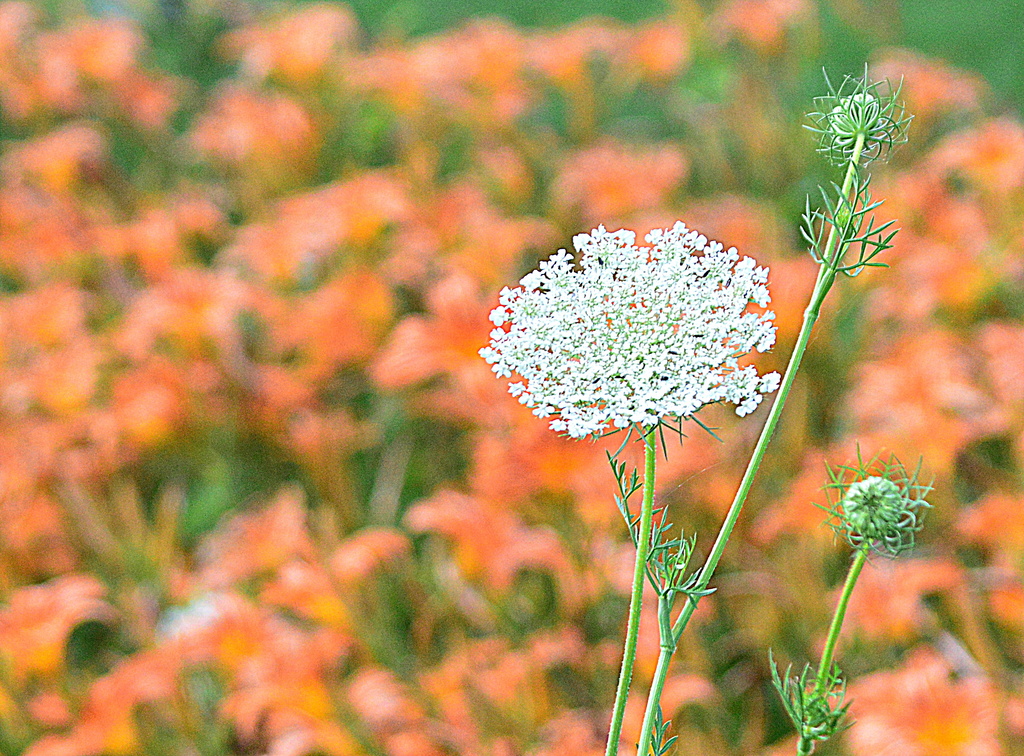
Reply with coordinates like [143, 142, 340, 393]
[344, 0, 665, 34]
[900, 0, 1024, 111]
[339, 0, 1024, 114]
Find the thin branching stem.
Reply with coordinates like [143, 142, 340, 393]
[633, 133, 867, 756]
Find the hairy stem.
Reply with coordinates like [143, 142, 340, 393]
[605, 430, 658, 756]
[635, 598, 676, 756]
[633, 134, 867, 755]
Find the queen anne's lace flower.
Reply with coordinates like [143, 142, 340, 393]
[480, 223, 781, 438]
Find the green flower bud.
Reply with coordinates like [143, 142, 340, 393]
[770, 654, 851, 756]
[806, 70, 911, 166]
[823, 453, 931, 556]
[834, 203, 852, 229]
[841, 476, 904, 540]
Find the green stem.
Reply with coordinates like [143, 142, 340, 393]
[633, 134, 867, 755]
[635, 602, 675, 756]
[795, 546, 868, 756]
[670, 132, 864, 645]
[815, 546, 869, 691]
[605, 430, 658, 756]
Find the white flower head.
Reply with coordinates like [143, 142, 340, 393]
[479, 222, 781, 438]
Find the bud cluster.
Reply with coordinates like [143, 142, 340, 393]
[822, 452, 932, 557]
[770, 655, 851, 756]
[806, 68, 911, 166]
[800, 70, 910, 278]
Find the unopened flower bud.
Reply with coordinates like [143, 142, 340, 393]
[841, 476, 903, 540]
[835, 203, 852, 228]
[824, 454, 931, 556]
[807, 72, 910, 166]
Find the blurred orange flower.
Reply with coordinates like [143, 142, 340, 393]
[533, 712, 605, 756]
[553, 140, 687, 223]
[349, 667, 444, 755]
[715, 0, 812, 55]
[407, 489, 579, 596]
[0, 574, 112, 679]
[350, 47, 430, 116]
[845, 559, 962, 642]
[0, 491, 76, 578]
[425, 20, 533, 127]
[0, 2, 39, 119]
[32, 343, 101, 416]
[110, 358, 189, 448]
[0, 184, 97, 276]
[2, 123, 105, 194]
[26, 691, 71, 728]
[114, 71, 178, 130]
[43, 18, 140, 85]
[848, 647, 1000, 756]
[199, 488, 316, 589]
[874, 51, 983, 127]
[528, 22, 624, 87]
[397, 183, 554, 287]
[849, 329, 999, 473]
[224, 172, 410, 285]
[629, 21, 691, 81]
[212, 602, 356, 756]
[330, 528, 409, 585]
[931, 118, 1024, 197]
[957, 492, 1024, 565]
[226, 4, 357, 85]
[278, 267, 395, 381]
[4, 282, 87, 351]
[116, 268, 249, 359]
[986, 576, 1024, 630]
[25, 650, 180, 756]
[980, 322, 1024, 410]
[191, 85, 317, 175]
[261, 560, 350, 629]
[373, 272, 492, 390]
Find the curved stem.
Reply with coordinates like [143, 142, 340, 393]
[605, 430, 658, 756]
[815, 546, 868, 690]
[632, 134, 868, 754]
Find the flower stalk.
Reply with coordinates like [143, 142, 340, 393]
[815, 546, 868, 693]
[635, 69, 910, 754]
[777, 544, 868, 756]
[773, 452, 930, 755]
[635, 134, 866, 756]
[605, 429, 658, 756]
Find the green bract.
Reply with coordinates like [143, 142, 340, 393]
[806, 68, 911, 166]
[770, 653, 851, 756]
[823, 453, 932, 556]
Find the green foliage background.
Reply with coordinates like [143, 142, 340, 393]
[338, 0, 1024, 113]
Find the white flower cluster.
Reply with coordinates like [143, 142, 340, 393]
[480, 223, 781, 438]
